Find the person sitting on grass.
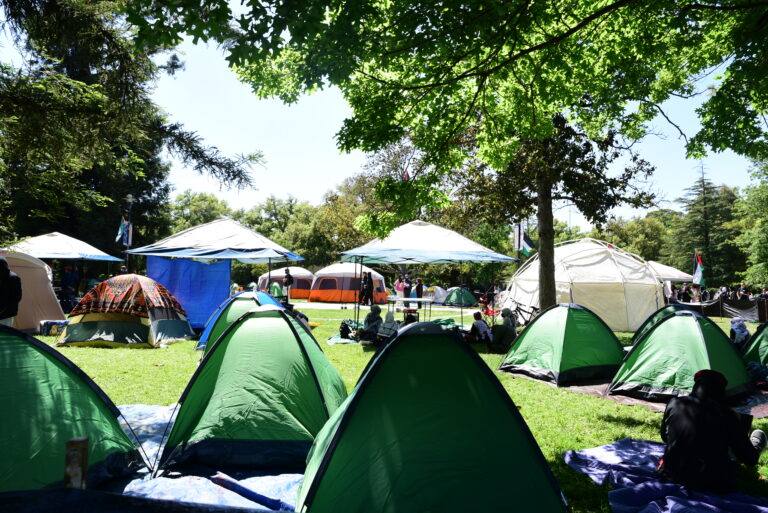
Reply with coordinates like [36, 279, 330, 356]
[659, 369, 766, 494]
[465, 311, 493, 344]
[490, 308, 516, 353]
[358, 305, 383, 345]
[730, 317, 750, 350]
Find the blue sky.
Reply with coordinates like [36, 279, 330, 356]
[153, 39, 755, 229]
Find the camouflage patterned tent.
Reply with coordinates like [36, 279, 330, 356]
[57, 274, 194, 348]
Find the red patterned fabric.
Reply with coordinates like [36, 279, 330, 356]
[70, 274, 186, 317]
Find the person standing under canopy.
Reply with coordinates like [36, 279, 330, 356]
[0, 257, 22, 327]
[659, 369, 766, 494]
[282, 268, 294, 298]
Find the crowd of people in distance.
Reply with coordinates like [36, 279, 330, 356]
[670, 282, 768, 303]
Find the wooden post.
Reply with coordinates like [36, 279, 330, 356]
[65, 437, 89, 489]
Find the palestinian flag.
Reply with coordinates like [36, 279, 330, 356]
[115, 217, 133, 247]
[692, 250, 705, 287]
[515, 223, 536, 257]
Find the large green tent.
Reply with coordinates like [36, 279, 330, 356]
[742, 323, 768, 365]
[498, 303, 624, 385]
[296, 323, 568, 513]
[157, 306, 347, 472]
[608, 311, 752, 401]
[442, 287, 477, 307]
[0, 326, 144, 492]
[632, 303, 696, 343]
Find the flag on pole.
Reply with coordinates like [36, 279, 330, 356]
[692, 250, 705, 287]
[514, 222, 536, 257]
[521, 232, 535, 257]
[115, 217, 133, 247]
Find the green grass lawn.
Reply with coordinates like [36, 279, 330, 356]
[38, 309, 768, 512]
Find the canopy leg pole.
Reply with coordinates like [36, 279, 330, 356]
[268, 258, 271, 295]
[354, 257, 361, 325]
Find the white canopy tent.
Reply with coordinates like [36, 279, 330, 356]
[501, 238, 663, 332]
[7, 232, 122, 261]
[127, 218, 303, 328]
[341, 220, 516, 264]
[648, 261, 693, 300]
[128, 218, 302, 263]
[1, 251, 65, 332]
[648, 261, 693, 282]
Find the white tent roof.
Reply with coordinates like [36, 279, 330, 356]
[314, 262, 385, 282]
[341, 220, 515, 264]
[648, 261, 693, 282]
[502, 238, 663, 332]
[257, 266, 315, 288]
[7, 232, 122, 261]
[128, 218, 302, 263]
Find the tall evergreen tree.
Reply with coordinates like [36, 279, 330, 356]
[670, 178, 745, 286]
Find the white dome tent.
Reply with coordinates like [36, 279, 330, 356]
[501, 238, 663, 332]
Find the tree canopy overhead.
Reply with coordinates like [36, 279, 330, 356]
[128, 0, 768, 164]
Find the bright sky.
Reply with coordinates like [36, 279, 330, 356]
[155, 40, 755, 230]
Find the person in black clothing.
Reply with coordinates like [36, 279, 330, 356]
[739, 282, 750, 301]
[403, 273, 412, 308]
[659, 369, 766, 493]
[0, 257, 22, 327]
[359, 272, 374, 306]
[282, 268, 294, 299]
[415, 278, 424, 309]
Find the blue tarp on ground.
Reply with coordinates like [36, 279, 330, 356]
[147, 257, 230, 329]
[118, 404, 301, 511]
[563, 438, 768, 513]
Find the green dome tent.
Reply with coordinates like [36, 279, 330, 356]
[196, 290, 282, 352]
[443, 287, 477, 307]
[157, 306, 347, 472]
[608, 311, 752, 401]
[498, 304, 624, 385]
[742, 323, 768, 365]
[0, 326, 144, 492]
[296, 323, 568, 513]
[632, 303, 696, 343]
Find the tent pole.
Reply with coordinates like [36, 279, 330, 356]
[354, 257, 361, 324]
[268, 258, 271, 293]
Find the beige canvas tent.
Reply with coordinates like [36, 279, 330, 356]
[0, 251, 65, 332]
[501, 238, 663, 332]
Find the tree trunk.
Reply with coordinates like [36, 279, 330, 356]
[537, 176, 557, 309]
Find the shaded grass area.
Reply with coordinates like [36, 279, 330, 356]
[37, 308, 768, 512]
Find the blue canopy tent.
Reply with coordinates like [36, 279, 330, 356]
[341, 220, 516, 323]
[128, 219, 303, 329]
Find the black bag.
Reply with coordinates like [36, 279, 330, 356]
[339, 321, 351, 339]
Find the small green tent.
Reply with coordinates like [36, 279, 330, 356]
[269, 281, 283, 298]
[608, 311, 752, 401]
[157, 306, 347, 472]
[498, 303, 624, 385]
[0, 326, 144, 492]
[742, 323, 768, 365]
[632, 303, 696, 343]
[296, 323, 568, 513]
[196, 290, 282, 352]
[443, 287, 477, 307]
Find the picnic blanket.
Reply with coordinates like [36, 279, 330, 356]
[563, 438, 768, 513]
[326, 319, 362, 344]
[118, 404, 302, 511]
